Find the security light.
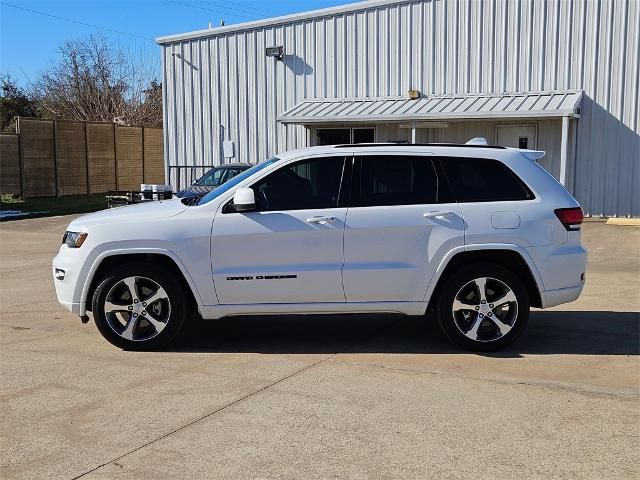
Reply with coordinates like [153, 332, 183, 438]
[265, 46, 284, 60]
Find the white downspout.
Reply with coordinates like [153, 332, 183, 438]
[411, 120, 417, 144]
[559, 115, 570, 187]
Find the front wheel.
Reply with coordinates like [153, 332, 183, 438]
[435, 263, 530, 351]
[92, 263, 187, 350]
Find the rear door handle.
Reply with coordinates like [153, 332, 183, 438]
[307, 216, 337, 224]
[423, 211, 454, 219]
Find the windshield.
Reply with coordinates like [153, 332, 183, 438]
[194, 167, 226, 186]
[197, 157, 279, 205]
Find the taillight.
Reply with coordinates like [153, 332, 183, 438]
[555, 207, 584, 231]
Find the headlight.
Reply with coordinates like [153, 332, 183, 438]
[62, 231, 88, 248]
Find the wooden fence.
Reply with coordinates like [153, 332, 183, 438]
[0, 118, 164, 198]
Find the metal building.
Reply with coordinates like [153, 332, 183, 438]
[157, 0, 639, 217]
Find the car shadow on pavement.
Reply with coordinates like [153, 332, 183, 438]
[171, 310, 639, 356]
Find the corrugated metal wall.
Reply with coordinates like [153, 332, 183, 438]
[160, 0, 640, 217]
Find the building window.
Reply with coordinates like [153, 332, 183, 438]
[316, 128, 351, 145]
[316, 127, 375, 145]
[518, 137, 529, 149]
[352, 128, 375, 143]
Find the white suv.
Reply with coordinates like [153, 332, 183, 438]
[53, 143, 587, 351]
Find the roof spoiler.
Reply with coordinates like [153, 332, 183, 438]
[517, 149, 546, 161]
[464, 137, 545, 160]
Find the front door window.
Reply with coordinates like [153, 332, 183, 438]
[251, 156, 345, 211]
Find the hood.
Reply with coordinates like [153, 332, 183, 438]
[68, 198, 189, 229]
[176, 184, 215, 198]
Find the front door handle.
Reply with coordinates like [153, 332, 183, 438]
[423, 211, 454, 219]
[307, 216, 337, 224]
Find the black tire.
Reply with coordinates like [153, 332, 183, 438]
[435, 262, 529, 352]
[92, 263, 187, 350]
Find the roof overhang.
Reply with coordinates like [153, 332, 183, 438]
[278, 90, 583, 125]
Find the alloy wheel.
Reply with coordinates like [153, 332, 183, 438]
[451, 276, 518, 342]
[104, 276, 171, 342]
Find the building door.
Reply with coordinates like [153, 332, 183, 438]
[496, 125, 537, 149]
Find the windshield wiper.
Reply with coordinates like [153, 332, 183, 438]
[181, 194, 206, 206]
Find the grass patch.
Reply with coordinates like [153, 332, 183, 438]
[1, 193, 108, 220]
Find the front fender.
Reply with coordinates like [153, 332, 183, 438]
[78, 246, 205, 317]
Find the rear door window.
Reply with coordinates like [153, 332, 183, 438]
[352, 155, 443, 207]
[439, 157, 534, 202]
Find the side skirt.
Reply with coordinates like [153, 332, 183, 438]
[199, 301, 427, 319]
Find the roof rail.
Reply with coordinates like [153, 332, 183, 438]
[333, 143, 506, 149]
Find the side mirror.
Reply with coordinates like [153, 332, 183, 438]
[232, 187, 256, 212]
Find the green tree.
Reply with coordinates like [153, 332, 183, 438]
[0, 75, 37, 132]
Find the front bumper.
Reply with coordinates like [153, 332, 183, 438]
[52, 263, 82, 315]
[52, 245, 93, 316]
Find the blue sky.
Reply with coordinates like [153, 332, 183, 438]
[0, 0, 348, 87]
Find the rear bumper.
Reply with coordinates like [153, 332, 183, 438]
[527, 243, 587, 308]
[540, 284, 584, 308]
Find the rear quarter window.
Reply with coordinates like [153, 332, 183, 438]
[439, 156, 534, 202]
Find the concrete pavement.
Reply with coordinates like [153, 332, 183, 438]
[1, 215, 638, 479]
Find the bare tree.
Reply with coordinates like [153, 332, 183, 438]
[33, 35, 162, 127]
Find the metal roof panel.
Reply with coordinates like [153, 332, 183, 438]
[278, 90, 583, 123]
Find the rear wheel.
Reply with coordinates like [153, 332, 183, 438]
[92, 263, 187, 350]
[435, 263, 529, 351]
